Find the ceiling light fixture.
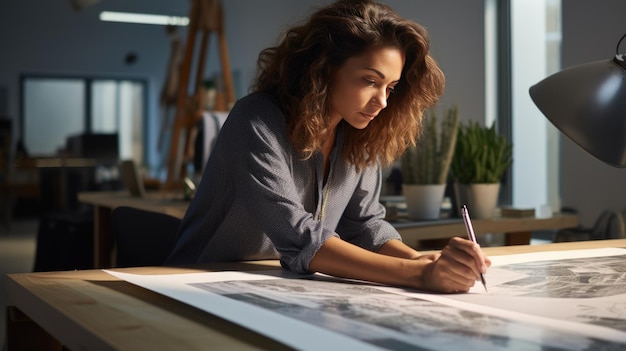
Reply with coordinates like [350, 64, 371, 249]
[99, 11, 189, 26]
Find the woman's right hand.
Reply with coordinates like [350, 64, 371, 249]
[416, 237, 491, 293]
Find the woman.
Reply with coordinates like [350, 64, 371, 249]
[167, 0, 490, 293]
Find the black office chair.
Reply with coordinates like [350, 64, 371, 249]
[110, 206, 182, 267]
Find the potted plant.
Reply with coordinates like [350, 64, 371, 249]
[449, 120, 513, 218]
[401, 106, 459, 220]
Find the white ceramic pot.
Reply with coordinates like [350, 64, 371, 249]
[402, 184, 446, 220]
[454, 183, 500, 219]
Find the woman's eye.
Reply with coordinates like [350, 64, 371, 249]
[363, 78, 376, 86]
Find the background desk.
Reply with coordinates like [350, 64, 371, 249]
[6, 239, 625, 351]
[78, 191, 188, 268]
[395, 214, 578, 248]
[78, 191, 579, 268]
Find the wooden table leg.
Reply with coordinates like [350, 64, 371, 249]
[418, 232, 534, 248]
[504, 231, 532, 245]
[6, 306, 62, 351]
[93, 206, 113, 268]
[416, 238, 450, 250]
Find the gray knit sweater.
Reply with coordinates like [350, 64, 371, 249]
[166, 92, 401, 274]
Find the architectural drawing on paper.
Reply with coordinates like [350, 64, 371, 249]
[107, 249, 626, 351]
[467, 254, 626, 334]
[192, 274, 623, 351]
[495, 255, 626, 298]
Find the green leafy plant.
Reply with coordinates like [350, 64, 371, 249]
[401, 106, 460, 185]
[450, 120, 513, 184]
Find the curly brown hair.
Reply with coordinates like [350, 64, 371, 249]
[252, 0, 445, 170]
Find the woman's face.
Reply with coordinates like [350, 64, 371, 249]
[328, 45, 405, 129]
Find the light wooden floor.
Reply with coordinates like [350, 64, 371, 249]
[0, 217, 38, 350]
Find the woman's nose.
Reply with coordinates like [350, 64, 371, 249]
[371, 89, 388, 109]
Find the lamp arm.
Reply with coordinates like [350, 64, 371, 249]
[615, 32, 626, 69]
[615, 32, 626, 56]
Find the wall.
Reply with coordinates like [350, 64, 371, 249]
[560, 0, 626, 228]
[0, 0, 621, 232]
[0, 0, 189, 170]
[0, 0, 485, 175]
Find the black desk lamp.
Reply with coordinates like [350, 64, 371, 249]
[529, 33, 626, 168]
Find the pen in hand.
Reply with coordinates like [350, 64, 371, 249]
[461, 205, 487, 292]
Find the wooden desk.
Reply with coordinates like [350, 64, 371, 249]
[394, 213, 579, 248]
[21, 157, 97, 211]
[79, 191, 579, 268]
[6, 239, 625, 351]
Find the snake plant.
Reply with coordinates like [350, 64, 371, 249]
[401, 106, 460, 185]
[450, 120, 513, 184]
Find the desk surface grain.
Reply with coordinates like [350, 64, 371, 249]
[6, 261, 288, 351]
[7, 240, 626, 350]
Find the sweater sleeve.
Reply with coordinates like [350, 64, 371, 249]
[233, 101, 338, 274]
[335, 165, 402, 250]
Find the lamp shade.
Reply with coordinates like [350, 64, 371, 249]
[529, 56, 626, 167]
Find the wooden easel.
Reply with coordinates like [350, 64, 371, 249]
[164, 0, 235, 189]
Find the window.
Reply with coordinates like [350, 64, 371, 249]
[511, 0, 562, 212]
[91, 80, 145, 162]
[20, 75, 146, 164]
[487, 0, 562, 212]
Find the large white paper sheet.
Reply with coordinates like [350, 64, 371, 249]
[106, 247, 626, 350]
